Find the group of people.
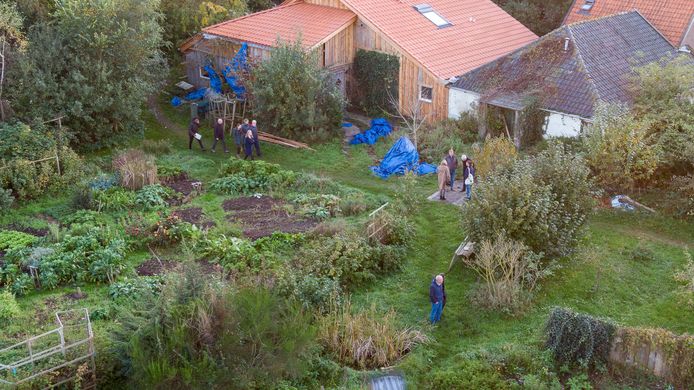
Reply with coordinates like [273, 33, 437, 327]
[437, 149, 475, 201]
[187, 117, 262, 159]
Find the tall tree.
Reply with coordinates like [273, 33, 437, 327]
[9, 0, 167, 149]
[160, 0, 247, 49]
[0, 1, 26, 120]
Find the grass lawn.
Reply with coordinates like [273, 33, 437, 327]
[2, 96, 693, 388]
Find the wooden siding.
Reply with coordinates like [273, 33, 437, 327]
[185, 38, 271, 89]
[323, 24, 355, 67]
[353, 18, 448, 121]
[303, 0, 348, 9]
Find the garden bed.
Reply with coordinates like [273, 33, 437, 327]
[135, 258, 179, 276]
[222, 196, 318, 239]
[3, 223, 49, 237]
[171, 207, 216, 229]
[163, 173, 200, 196]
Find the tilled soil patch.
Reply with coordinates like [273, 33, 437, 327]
[3, 223, 49, 237]
[171, 207, 216, 229]
[136, 258, 179, 276]
[222, 196, 318, 239]
[163, 173, 201, 196]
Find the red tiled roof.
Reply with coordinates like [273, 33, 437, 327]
[341, 0, 538, 79]
[203, 2, 356, 48]
[563, 0, 694, 46]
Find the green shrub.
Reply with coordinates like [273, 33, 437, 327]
[251, 38, 345, 142]
[318, 299, 428, 369]
[211, 158, 298, 195]
[141, 139, 172, 155]
[463, 142, 592, 258]
[429, 358, 511, 389]
[473, 136, 518, 179]
[545, 307, 616, 369]
[418, 114, 479, 162]
[0, 188, 14, 212]
[663, 174, 694, 220]
[135, 184, 174, 211]
[674, 249, 694, 308]
[109, 276, 164, 300]
[0, 290, 21, 324]
[0, 230, 37, 251]
[352, 49, 399, 116]
[276, 271, 342, 313]
[71, 185, 95, 210]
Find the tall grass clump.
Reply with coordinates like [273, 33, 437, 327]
[113, 149, 158, 190]
[318, 299, 428, 369]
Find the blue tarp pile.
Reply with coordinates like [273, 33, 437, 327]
[172, 44, 249, 106]
[370, 136, 437, 179]
[350, 118, 392, 145]
[222, 43, 249, 99]
[611, 195, 635, 211]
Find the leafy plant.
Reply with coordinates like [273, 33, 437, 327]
[71, 185, 94, 210]
[94, 187, 137, 212]
[0, 230, 37, 251]
[674, 249, 694, 308]
[473, 136, 518, 179]
[318, 299, 428, 369]
[545, 307, 616, 369]
[429, 358, 511, 389]
[0, 290, 20, 324]
[0, 188, 14, 212]
[109, 276, 163, 300]
[135, 184, 174, 211]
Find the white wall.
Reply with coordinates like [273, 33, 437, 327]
[448, 88, 479, 118]
[543, 112, 583, 137]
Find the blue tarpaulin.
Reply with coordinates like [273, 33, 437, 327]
[205, 64, 223, 93]
[171, 96, 182, 107]
[184, 88, 207, 101]
[350, 118, 392, 145]
[370, 136, 437, 179]
[222, 43, 248, 99]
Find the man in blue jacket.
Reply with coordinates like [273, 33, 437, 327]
[429, 274, 444, 324]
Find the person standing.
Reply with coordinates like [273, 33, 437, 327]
[460, 154, 469, 192]
[445, 149, 458, 192]
[243, 128, 255, 160]
[464, 159, 475, 200]
[437, 160, 450, 200]
[188, 117, 205, 151]
[235, 119, 249, 157]
[211, 118, 228, 153]
[250, 119, 261, 157]
[429, 274, 444, 324]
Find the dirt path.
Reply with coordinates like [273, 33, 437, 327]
[595, 222, 692, 250]
[147, 95, 185, 133]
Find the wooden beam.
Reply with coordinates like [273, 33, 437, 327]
[513, 109, 521, 149]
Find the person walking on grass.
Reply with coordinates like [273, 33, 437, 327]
[188, 117, 205, 151]
[251, 119, 261, 157]
[460, 154, 469, 192]
[235, 119, 250, 157]
[445, 149, 458, 192]
[437, 160, 450, 200]
[211, 118, 228, 153]
[429, 274, 444, 324]
[244, 128, 255, 160]
[464, 159, 475, 200]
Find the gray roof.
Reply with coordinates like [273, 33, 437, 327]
[451, 11, 681, 118]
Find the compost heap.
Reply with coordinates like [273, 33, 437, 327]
[370, 136, 437, 179]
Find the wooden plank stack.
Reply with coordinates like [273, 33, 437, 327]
[258, 131, 314, 150]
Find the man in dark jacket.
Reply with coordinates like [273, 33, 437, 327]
[235, 119, 249, 157]
[211, 118, 228, 153]
[188, 117, 205, 151]
[445, 149, 458, 191]
[250, 119, 261, 157]
[429, 274, 444, 324]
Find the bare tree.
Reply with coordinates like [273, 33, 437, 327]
[387, 90, 429, 150]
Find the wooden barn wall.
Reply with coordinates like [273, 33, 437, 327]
[323, 24, 355, 68]
[354, 18, 448, 121]
[303, 0, 348, 9]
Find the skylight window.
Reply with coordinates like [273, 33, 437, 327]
[414, 4, 452, 28]
[581, 0, 594, 11]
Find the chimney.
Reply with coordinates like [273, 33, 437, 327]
[564, 37, 570, 52]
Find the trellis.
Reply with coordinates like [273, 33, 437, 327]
[0, 309, 96, 389]
[366, 202, 389, 243]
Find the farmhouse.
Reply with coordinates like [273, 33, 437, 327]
[448, 11, 684, 140]
[179, 0, 537, 121]
[563, 0, 694, 51]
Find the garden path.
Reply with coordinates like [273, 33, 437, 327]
[427, 181, 467, 206]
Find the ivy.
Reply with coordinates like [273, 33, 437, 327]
[353, 49, 399, 117]
[545, 307, 616, 369]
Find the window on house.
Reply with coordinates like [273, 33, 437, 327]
[413, 4, 452, 28]
[581, 0, 594, 11]
[419, 86, 433, 102]
[199, 67, 210, 80]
